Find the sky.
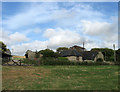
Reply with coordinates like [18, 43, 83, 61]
[1, 2, 118, 56]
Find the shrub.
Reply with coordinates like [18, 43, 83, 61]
[21, 58, 115, 66]
[40, 57, 70, 65]
[58, 57, 68, 61]
[21, 58, 39, 65]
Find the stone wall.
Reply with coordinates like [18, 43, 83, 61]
[94, 52, 104, 62]
[26, 50, 43, 60]
[66, 56, 83, 62]
[27, 51, 35, 60]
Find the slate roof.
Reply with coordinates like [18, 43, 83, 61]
[60, 50, 99, 60]
[60, 49, 82, 57]
[81, 51, 99, 60]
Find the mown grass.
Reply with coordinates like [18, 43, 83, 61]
[2, 65, 119, 90]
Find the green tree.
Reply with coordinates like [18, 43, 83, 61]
[56, 47, 68, 53]
[39, 49, 60, 58]
[0, 41, 7, 52]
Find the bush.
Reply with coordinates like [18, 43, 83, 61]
[39, 57, 70, 65]
[21, 58, 39, 65]
[21, 58, 116, 66]
[58, 57, 68, 61]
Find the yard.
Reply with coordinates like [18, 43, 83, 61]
[2, 65, 119, 90]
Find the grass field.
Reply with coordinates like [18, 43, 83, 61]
[2, 65, 119, 90]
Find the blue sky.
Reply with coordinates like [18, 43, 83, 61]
[1, 2, 118, 55]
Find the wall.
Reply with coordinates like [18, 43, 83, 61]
[28, 51, 35, 60]
[94, 52, 104, 62]
[66, 56, 83, 62]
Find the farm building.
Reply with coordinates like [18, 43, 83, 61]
[25, 50, 43, 60]
[60, 49, 104, 62]
[60, 49, 83, 62]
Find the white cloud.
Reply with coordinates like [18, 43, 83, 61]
[11, 40, 48, 55]
[10, 32, 29, 42]
[81, 18, 118, 42]
[0, 30, 30, 46]
[44, 28, 86, 48]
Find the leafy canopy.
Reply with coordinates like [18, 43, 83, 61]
[0, 41, 7, 52]
[37, 49, 60, 58]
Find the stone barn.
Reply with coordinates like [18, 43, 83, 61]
[25, 50, 36, 60]
[60, 49, 83, 62]
[25, 50, 43, 60]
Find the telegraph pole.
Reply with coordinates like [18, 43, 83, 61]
[113, 44, 116, 62]
[83, 42, 84, 51]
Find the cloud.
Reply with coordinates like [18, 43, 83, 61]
[0, 30, 30, 46]
[11, 40, 48, 55]
[44, 28, 86, 48]
[9, 32, 29, 42]
[81, 18, 118, 42]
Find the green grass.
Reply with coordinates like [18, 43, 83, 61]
[2, 65, 119, 90]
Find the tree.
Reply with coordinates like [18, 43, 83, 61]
[0, 41, 7, 52]
[56, 47, 68, 53]
[39, 49, 60, 58]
